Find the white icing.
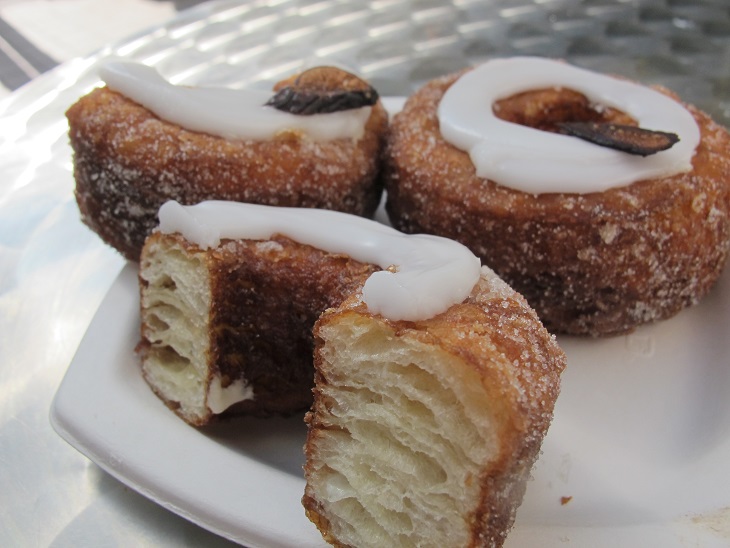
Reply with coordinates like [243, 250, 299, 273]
[99, 61, 371, 141]
[158, 200, 482, 321]
[438, 56, 701, 194]
[207, 376, 254, 414]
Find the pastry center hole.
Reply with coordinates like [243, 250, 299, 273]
[492, 88, 637, 133]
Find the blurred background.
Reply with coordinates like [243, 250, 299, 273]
[0, 0, 207, 97]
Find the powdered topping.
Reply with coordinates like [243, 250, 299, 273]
[99, 61, 371, 141]
[158, 200, 482, 321]
[438, 56, 700, 194]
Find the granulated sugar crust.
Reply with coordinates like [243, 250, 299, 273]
[384, 69, 730, 336]
[67, 81, 388, 261]
[304, 265, 565, 547]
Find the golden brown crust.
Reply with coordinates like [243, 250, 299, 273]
[67, 67, 388, 261]
[384, 69, 730, 336]
[303, 271, 565, 547]
[272, 65, 378, 96]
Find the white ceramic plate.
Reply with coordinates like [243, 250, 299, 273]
[51, 249, 730, 548]
[50, 263, 324, 548]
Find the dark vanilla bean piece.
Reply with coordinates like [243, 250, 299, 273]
[265, 66, 379, 115]
[558, 122, 680, 156]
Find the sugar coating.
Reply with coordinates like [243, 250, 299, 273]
[384, 68, 730, 336]
[304, 259, 566, 546]
[67, 81, 388, 262]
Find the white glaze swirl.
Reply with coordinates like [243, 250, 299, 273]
[99, 61, 371, 141]
[438, 57, 701, 194]
[158, 200, 482, 322]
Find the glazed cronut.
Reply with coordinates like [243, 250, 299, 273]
[137, 231, 378, 424]
[137, 227, 565, 547]
[67, 66, 388, 261]
[304, 273, 565, 547]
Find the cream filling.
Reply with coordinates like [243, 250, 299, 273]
[207, 376, 254, 414]
[158, 200, 482, 322]
[99, 60, 371, 141]
[438, 56, 701, 194]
